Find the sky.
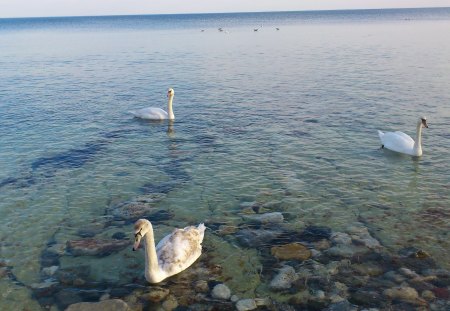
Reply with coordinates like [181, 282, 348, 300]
[1, 0, 450, 18]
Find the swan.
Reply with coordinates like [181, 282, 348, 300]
[132, 219, 206, 284]
[378, 116, 428, 156]
[129, 88, 175, 120]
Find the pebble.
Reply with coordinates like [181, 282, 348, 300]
[270, 265, 298, 290]
[66, 238, 130, 256]
[141, 287, 170, 303]
[383, 286, 419, 301]
[42, 265, 59, 276]
[421, 289, 436, 300]
[242, 212, 284, 225]
[236, 298, 257, 311]
[65, 299, 130, 311]
[271, 243, 311, 261]
[161, 294, 178, 311]
[194, 280, 209, 293]
[331, 232, 352, 245]
[211, 283, 231, 300]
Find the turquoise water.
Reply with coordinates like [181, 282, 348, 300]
[1, 8, 450, 310]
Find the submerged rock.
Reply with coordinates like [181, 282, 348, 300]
[110, 202, 154, 220]
[211, 283, 231, 300]
[66, 238, 130, 256]
[236, 229, 283, 248]
[140, 287, 170, 303]
[242, 212, 284, 225]
[271, 243, 311, 261]
[299, 226, 332, 242]
[383, 286, 419, 301]
[270, 265, 298, 290]
[65, 299, 130, 311]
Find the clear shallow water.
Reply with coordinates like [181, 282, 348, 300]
[0, 8, 450, 310]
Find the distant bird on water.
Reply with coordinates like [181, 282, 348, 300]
[276, 27, 280, 31]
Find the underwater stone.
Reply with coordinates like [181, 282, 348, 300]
[194, 280, 209, 293]
[398, 267, 420, 278]
[270, 265, 298, 290]
[111, 202, 154, 220]
[236, 298, 257, 311]
[211, 283, 231, 300]
[324, 300, 358, 311]
[242, 212, 284, 225]
[331, 232, 352, 245]
[270, 243, 311, 261]
[421, 290, 436, 300]
[42, 265, 59, 277]
[383, 286, 419, 301]
[161, 294, 178, 311]
[65, 299, 130, 311]
[326, 245, 357, 258]
[236, 229, 283, 248]
[66, 238, 130, 256]
[299, 226, 332, 242]
[141, 287, 170, 303]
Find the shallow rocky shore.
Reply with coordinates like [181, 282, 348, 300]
[27, 195, 450, 311]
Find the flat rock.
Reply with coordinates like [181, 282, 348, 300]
[211, 283, 231, 300]
[111, 202, 155, 220]
[141, 287, 170, 303]
[270, 265, 298, 290]
[298, 226, 332, 242]
[67, 238, 130, 256]
[242, 212, 284, 225]
[383, 286, 419, 301]
[236, 229, 283, 248]
[65, 299, 130, 311]
[271, 243, 311, 261]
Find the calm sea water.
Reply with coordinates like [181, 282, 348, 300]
[0, 8, 449, 310]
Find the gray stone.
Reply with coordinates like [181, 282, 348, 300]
[66, 238, 130, 256]
[236, 299, 257, 311]
[42, 265, 59, 276]
[383, 286, 419, 301]
[65, 299, 130, 311]
[211, 283, 231, 300]
[270, 265, 298, 290]
[242, 212, 284, 225]
[331, 232, 352, 245]
[236, 229, 283, 248]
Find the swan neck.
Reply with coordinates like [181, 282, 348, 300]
[167, 95, 175, 120]
[414, 121, 423, 155]
[143, 225, 159, 281]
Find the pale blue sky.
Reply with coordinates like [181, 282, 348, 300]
[1, 0, 450, 18]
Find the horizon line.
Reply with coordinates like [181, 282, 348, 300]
[1, 6, 449, 20]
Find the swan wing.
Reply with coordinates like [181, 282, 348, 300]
[156, 224, 205, 276]
[130, 107, 168, 120]
[380, 131, 415, 154]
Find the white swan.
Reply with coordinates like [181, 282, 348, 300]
[132, 219, 205, 284]
[378, 116, 428, 156]
[130, 88, 175, 120]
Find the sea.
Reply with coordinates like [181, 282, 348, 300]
[0, 8, 449, 310]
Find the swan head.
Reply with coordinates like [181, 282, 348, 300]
[133, 219, 152, 251]
[167, 88, 174, 98]
[419, 116, 428, 128]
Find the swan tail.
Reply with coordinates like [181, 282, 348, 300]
[197, 223, 206, 241]
[128, 110, 137, 117]
[377, 130, 384, 141]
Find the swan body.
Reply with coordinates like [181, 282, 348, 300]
[133, 219, 205, 283]
[378, 116, 428, 156]
[130, 88, 175, 120]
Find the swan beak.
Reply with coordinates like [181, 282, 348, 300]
[132, 234, 142, 251]
[422, 120, 429, 128]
